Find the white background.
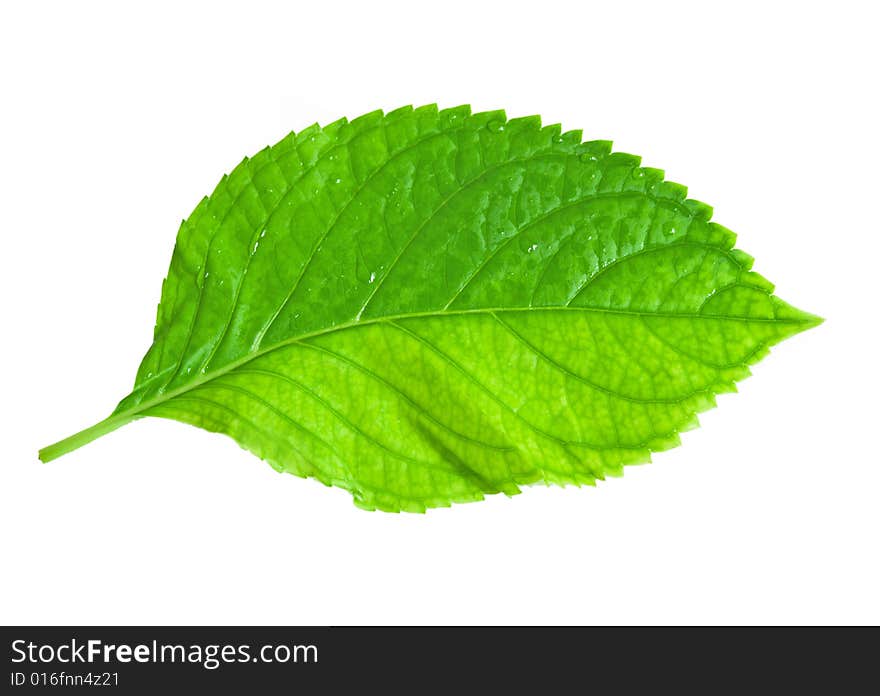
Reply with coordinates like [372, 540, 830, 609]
[1, 1, 877, 625]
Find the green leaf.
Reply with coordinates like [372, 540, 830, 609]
[39, 105, 821, 512]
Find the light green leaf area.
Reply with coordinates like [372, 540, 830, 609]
[40, 105, 820, 512]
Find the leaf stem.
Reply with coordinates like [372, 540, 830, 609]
[38, 413, 137, 463]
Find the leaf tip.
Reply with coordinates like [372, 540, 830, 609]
[772, 297, 825, 332]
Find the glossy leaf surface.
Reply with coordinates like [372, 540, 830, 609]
[39, 105, 820, 511]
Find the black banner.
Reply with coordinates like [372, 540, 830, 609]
[1, 626, 873, 693]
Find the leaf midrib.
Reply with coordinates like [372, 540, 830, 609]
[134, 303, 808, 413]
[38, 303, 814, 464]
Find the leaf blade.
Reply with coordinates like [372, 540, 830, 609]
[39, 105, 821, 511]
